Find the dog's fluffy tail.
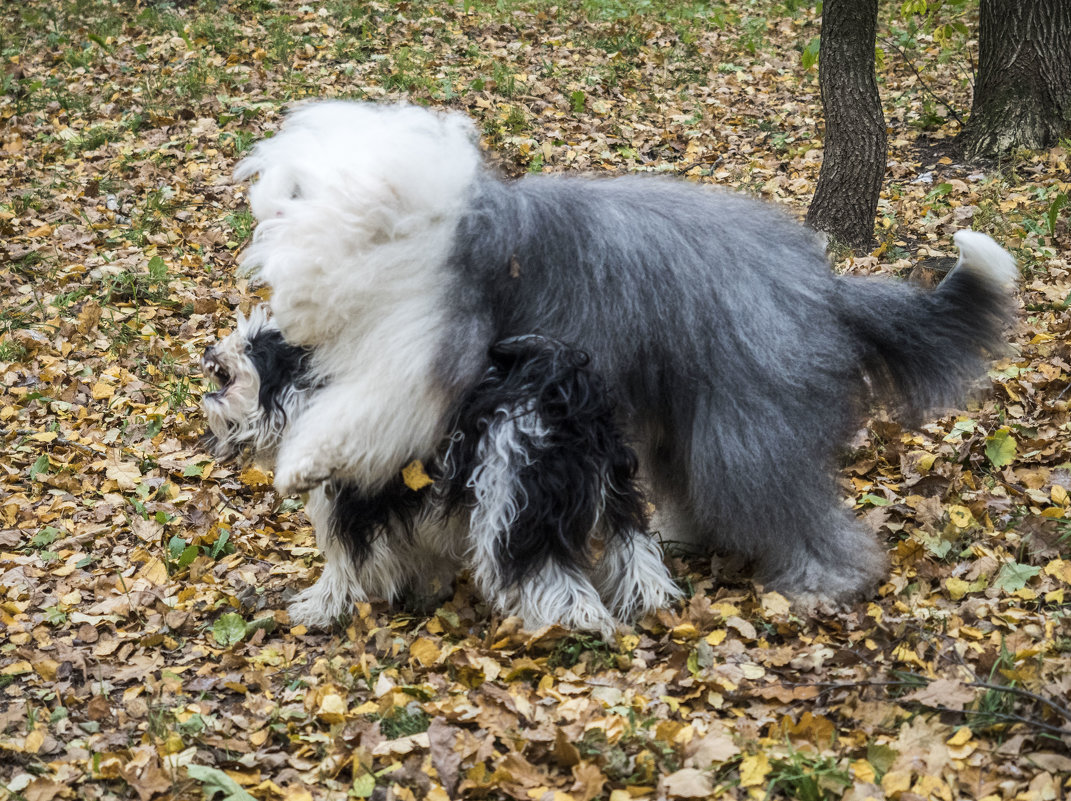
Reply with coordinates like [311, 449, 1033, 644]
[837, 230, 1017, 421]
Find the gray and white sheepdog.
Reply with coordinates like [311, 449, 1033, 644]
[225, 101, 1016, 627]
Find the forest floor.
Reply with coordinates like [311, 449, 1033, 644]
[1, 0, 1070, 799]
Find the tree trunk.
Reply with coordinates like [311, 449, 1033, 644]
[956, 0, 1071, 161]
[805, 0, 886, 253]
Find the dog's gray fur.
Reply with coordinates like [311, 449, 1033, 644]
[435, 175, 1014, 602]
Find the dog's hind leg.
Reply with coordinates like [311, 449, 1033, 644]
[749, 500, 889, 607]
[686, 445, 888, 606]
[464, 405, 619, 635]
[670, 400, 888, 607]
[591, 530, 681, 622]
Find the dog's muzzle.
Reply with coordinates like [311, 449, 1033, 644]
[201, 346, 232, 395]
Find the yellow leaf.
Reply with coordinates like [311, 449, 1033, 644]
[1043, 559, 1071, 583]
[316, 693, 347, 724]
[249, 729, 269, 747]
[945, 577, 970, 601]
[948, 505, 974, 528]
[27, 224, 53, 237]
[136, 557, 169, 586]
[882, 770, 912, 794]
[617, 633, 639, 652]
[91, 381, 116, 400]
[23, 729, 45, 754]
[850, 759, 875, 783]
[670, 622, 699, 640]
[913, 774, 950, 800]
[240, 465, 272, 486]
[738, 753, 770, 788]
[1052, 485, 1068, 506]
[401, 459, 434, 491]
[1, 660, 32, 675]
[30, 431, 57, 442]
[704, 629, 726, 646]
[947, 726, 972, 746]
[33, 658, 60, 681]
[409, 637, 441, 667]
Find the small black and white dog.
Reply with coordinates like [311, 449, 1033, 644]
[232, 100, 1018, 612]
[201, 307, 680, 632]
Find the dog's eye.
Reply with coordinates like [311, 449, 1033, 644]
[289, 185, 302, 200]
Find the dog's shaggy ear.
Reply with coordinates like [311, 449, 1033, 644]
[244, 328, 314, 419]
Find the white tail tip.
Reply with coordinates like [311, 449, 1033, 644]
[952, 230, 1018, 289]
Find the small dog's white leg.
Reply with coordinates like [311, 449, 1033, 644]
[509, 560, 618, 636]
[287, 554, 367, 628]
[289, 488, 417, 627]
[592, 531, 681, 622]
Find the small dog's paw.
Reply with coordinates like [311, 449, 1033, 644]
[287, 586, 349, 628]
[274, 457, 332, 495]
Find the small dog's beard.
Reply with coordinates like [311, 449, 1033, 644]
[201, 347, 270, 464]
[200, 307, 314, 468]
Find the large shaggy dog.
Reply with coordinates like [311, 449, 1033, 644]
[233, 101, 1017, 616]
[201, 307, 679, 631]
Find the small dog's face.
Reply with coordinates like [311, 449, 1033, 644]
[200, 307, 309, 466]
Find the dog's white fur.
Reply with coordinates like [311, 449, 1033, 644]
[235, 104, 481, 496]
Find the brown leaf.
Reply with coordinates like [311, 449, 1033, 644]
[902, 678, 977, 711]
[660, 768, 713, 799]
[570, 761, 605, 801]
[427, 718, 461, 795]
[552, 727, 581, 768]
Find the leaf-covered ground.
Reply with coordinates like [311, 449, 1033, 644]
[1, 1, 1069, 799]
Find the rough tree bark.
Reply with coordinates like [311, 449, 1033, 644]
[956, 0, 1071, 161]
[805, 0, 886, 252]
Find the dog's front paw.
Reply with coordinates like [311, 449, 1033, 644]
[287, 584, 351, 628]
[274, 456, 333, 496]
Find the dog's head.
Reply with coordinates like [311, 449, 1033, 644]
[200, 306, 314, 466]
[233, 101, 482, 352]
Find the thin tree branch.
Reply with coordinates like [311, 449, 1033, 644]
[883, 36, 966, 126]
[967, 680, 1071, 723]
[771, 673, 1071, 735]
